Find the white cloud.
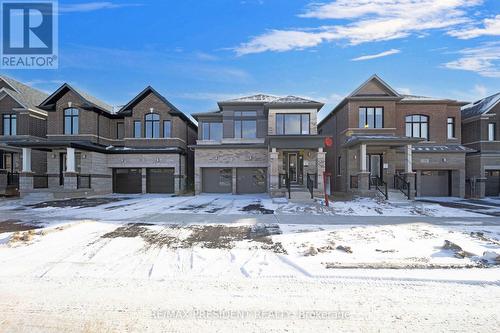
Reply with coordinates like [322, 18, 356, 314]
[59, 2, 142, 13]
[448, 15, 500, 39]
[234, 0, 484, 55]
[444, 42, 500, 78]
[351, 49, 400, 61]
[473, 84, 488, 97]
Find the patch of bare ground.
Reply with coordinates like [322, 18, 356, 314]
[0, 219, 43, 233]
[101, 223, 286, 253]
[324, 262, 485, 269]
[28, 197, 129, 209]
[240, 203, 274, 214]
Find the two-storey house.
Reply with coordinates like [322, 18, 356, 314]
[318, 75, 471, 199]
[192, 94, 326, 197]
[11, 84, 196, 198]
[461, 92, 500, 197]
[0, 75, 48, 196]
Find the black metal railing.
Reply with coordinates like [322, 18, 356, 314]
[369, 176, 388, 200]
[33, 175, 48, 189]
[350, 175, 358, 189]
[306, 174, 314, 199]
[306, 173, 318, 189]
[77, 174, 91, 189]
[7, 172, 19, 186]
[394, 174, 410, 199]
[279, 173, 291, 199]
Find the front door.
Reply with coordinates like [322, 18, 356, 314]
[367, 154, 383, 181]
[59, 153, 66, 186]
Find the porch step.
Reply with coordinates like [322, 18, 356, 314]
[387, 189, 409, 202]
[290, 190, 314, 202]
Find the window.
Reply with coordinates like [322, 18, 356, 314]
[447, 117, 455, 139]
[405, 115, 429, 140]
[359, 107, 383, 128]
[234, 111, 257, 138]
[163, 120, 171, 138]
[337, 156, 342, 176]
[276, 113, 310, 135]
[117, 122, 124, 139]
[145, 113, 160, 138]
[202, 122, 222, 141]
[133, 121, 141, 138]
[2, 114, 16, 136]
[64, 108, 79, 135]
[488, 123, 496, 141]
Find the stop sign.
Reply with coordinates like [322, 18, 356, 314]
[324, 137, 333, 147]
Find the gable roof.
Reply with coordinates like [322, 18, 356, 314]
[461, 92, 500, 120]
[39, 83, 113, 114]
[0, 75, 48, 113]
[118, 86, 197, 128]
[348, 74, 401, 98]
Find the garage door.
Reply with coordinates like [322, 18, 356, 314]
[237, 168, 267, 194]
[420, 170, 451, 196]
[202, 168, 232, 193]
[485, 170, 500, 196]
[113, 168, 142, 194]
[147, 168, 175, 194]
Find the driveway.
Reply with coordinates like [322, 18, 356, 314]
[418, 197, 500, 217]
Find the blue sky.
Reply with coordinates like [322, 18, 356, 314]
[2, 0, 500, 120]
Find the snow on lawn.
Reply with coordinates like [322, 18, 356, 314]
[1, 219, 499, 281]
[0, 194, 487, 220]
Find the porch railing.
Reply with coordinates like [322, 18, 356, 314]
[369, 176, 388, 200]
[7, 172, 19, 187]
[279, 173, 291, 199]
[306, 174, 314, 199]
[33, 175, 49, 189]
[77, 174, 91, 189]
[394, 174, 410, 199]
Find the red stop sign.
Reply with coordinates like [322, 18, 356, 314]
[324, 137, 333, 147]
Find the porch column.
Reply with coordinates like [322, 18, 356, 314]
[357, 144, 369, 191]
[269, 148, 279, 195]
[64, 147, 77, 190]
[19, 148, 34, 193]
[404, 144, 416, 200]
[22, 148, 32, 172]
[316, 147, 326, 193]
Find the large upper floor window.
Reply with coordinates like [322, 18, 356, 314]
[202, 122, 222, 141]
[359, 107, 383, 128]
[64, 108, 79, 135]
[234, 111, 257, 138]
[163, 120, 171, 138]
[276, 113, 310, 135]
[405, 115, 429, 140]
[133, 120, 141, 138]
[488, 123, 496, 141]
[145, 113, 160, 138]
[447, 117, 455, 139]
[2, 114, 16, 136]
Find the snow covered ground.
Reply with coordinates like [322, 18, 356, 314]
[0, 194, 499, 331]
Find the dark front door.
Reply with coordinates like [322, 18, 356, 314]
[286, 152, 303, 184]
[146, 168, 175, 194]
[59, 153, 66, 186]
[367, 154, 383, 181]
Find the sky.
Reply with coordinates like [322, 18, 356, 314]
[2, 0, 500, 121]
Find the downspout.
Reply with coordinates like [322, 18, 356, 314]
[178, 152, 182, 193]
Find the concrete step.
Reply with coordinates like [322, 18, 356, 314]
[290, 190, 314, 201]
[387, 190, 409, 202]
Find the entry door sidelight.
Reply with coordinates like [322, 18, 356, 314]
[367, 154, 383, 180]
[59, 153, 66, 186]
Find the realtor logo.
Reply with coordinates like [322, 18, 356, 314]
[1, 0, 58, 68]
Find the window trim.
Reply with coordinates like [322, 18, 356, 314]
[488, 122, 496, 141]
[133, 120, 142, 138]
[447, 117, 455, 139]
[276, 113, 310, 135]
[405, 114, 429, 140]
[163, 120, 172, 138]
[359, 107, 384, 129]
[202, 121, 223, 141]
[144, 113, 160, 138]
[2, 114, 17, 136]
[63, 108, 79, 135]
